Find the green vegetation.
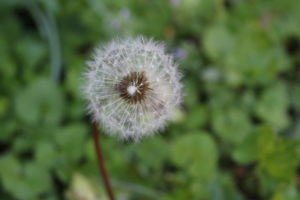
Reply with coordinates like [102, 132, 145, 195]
[0, 0, 300, 199]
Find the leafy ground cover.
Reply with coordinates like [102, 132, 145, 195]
[0, 0, 300, 199]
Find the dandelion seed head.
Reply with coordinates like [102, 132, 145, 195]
[83, 36, 182, 141]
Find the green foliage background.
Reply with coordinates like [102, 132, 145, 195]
[1, 0, 300, 199]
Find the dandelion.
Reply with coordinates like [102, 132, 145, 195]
[83, 36, 182, 140]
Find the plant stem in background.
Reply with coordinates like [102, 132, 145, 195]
[92, 123, 115, 200]
[28, 3, 62, 82]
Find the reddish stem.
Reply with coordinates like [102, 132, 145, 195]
[92, 123, 115, 200]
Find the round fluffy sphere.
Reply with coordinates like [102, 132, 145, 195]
[83, 37, 182, 140]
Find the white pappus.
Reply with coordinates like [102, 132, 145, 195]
[83, 36, 182, 140]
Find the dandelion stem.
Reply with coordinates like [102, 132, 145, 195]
[92, 123, 115, 200]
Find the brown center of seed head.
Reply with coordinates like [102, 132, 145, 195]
[117, 71, 151, 104]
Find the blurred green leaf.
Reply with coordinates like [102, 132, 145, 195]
[258, 125, 299, 181]
[184, 106, 207, 130]
[256, 83, 289, 130]
[54, 124, 87, 162]
[232, 129, 259, 164]
[272, 183, 300, 200]
[23, 162, 52, 197]
[170, 132, 218, 198]
[219, 174, 244, 200]
[0, 97, 9, 118]
[131, 137, 168, 173]
[35, 142, 58, 169]
[0, 155, 52, 200]
[212, 107, 252, 145]
[171, 132, 218, 179]
[291, 85, 300, 113]
[15, 36, 46, 69]
[204, 24, 234, 61]
[15, 78, 65, 125]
